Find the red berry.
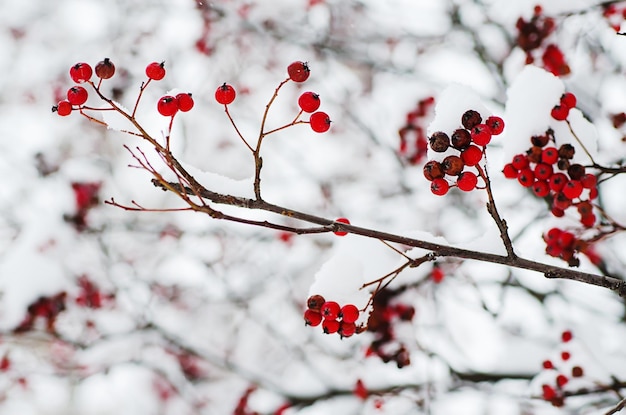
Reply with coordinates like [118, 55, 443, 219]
[146, 61, 166, 81]
[542, 384, 557, 400]
[561, 351, 571, 361]
[581, 213, 596, 227]
[553, 192, 572, 210]
[572, 366, 584, 378]
[532, 180, 550, 197]
[460, 145, 483, 166]
[69, 62, 93, 83]
[561, 92, 577, 109]
[53, 100, 73, 116]
[561, 330, 573, 342]
[551, 105, 569, 121]
[558, 232, 575, 248]
[67, 86, 88, 106]
[534, 163, 554, 181]
[556, 374, 568, 388]
[486, 116, 505, 135]
[287, 61, 310, 82]
[430, 178, 449, 196]
[502, 163, 518, 179]
[456, 171, 478, 191]
[320, 301, 341, 320]
[431, 267, 444, 283]
[543, 360, 554, 369]
[580, 174, 597, 189]
[338, 321, 357, 337]
[298, 92, 321, 113]
[562, 180, 583, 199]
[176, 93, 194, 112]
[511, 154, 529, 170]
[322, 318, 340, 334]
[542, 147, 559, 164]
[549, 173, 568, 192]
[470, 124, 492, 146]
[304, 309, 322, 326]
[157, 96, 178, 117]
[340, 304, 360, 323]
[517, 168, 535, 187]
[310, 111, 331, 133]
[215, 83, 236, 105]
[95, 58, 115, 79]
[334, 217, 350, 236]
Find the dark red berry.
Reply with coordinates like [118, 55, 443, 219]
[340, 304, 360, 323]
[67, 86, 88, 106]
[146, 62, 166, 80]
[456, 171, 478, 191]
[451, 128, 472, 150]
[486, 116, 505, 135]
[542, 384, 557, 401]
[53, 100, 73, 116]
[532, 180, 550, 197]
[581, 213, 596, 227]
[423, 160, 445, 181]
[95, 58, 115, 79]
[304, 309, 323, 326]
[567, 164, 585, 181]
[543, 360, 554, 369]
[442, 155, 464, 176]
[70, 63, 93, 83]
[430, 178, 449, 196]
[287, 61, 310, 82]
[461, 110, 482, 129]
[531, 134, 550, 147]
[157, 96, 178, 117]
[572, 366, 584, 378]
[310, 111, 331, 133]
[215, 83, 236, 105]
[333, 217, 350, 236]
[176, 93, 194, 112]
[561, 330, 573, 342]
[556, 374, 568, 388]
[298, 92, 321, 113]
[307, 295, 326, 311]
[320, 301, 341, 319]
[580, 174, 597, 189]
[338, 321, 357, 337]
[558, 144, 575, 159]
[431, 267, 444, 283]
[429, 132, 450, 152]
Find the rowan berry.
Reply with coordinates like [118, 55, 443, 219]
[511, 154, 529, 170]
[543, 360, 554, 369]
[542, 147, 559, 165]
[442, 155, 464, 176]
[456, 171, 478, 191]
[287, 61, 310, 82]
[175, 93, 194, 112]
[534, 163, 553, 181]
[460, 145, 482, 166]
[338, 321, 357, 337]
[70, 62, 93, 83]
[215, 83, 236, 105]
[146, 61, 166, 80]
[461, 109, 482, 129]
[542, 384, 557, 401]
[304, 309, 323, 326]
[517, 168, 535, 187]
[581, 213, 596, 227]
[560, 92, 577, 109]
[580, 174, 597, 189]
[558, 144, 575, 159]
[157, 96, 178, 117]
[470, 124, 492, 146]
[95, 58, 115, 79]
[532, 180, 550, 197]
[486, 116, 505, 135]
[53, 100, 73, 116]
[298, 91, 321, 113]
[549, 173, 568, 192]
[431, 266, 444, 283]
[423, 160, 444, 181]
[562, 180, 583, 199]
[577, 201, 593, 216]
[556, 374, 568, 388]
[430, 178, 449, 196]
[320, 301, 341, 320]
[310, 111, 331, 133]
[567, 164, 585, 181]
[322, 319, 340, 334]
[561, 330, 573, 342]
[307, 295, 326, 311]
[527, 146, 543, 164]
[333, 217, 350, 236]
[67, 86, 88, 106]
[572, 366, 584, 378]
[551, 105, 569, 121]
[553, 192, 572, 210]
[451, 128, 471, 150]
[429, 132, 450, 152]
[502, 163, 518, 179]
[531, 134, 550, 147]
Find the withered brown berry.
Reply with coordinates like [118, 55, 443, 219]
[526, 146, 543, 164]
[423, 160, 445, 181]
[95, 58, 116, 79]
[442, 155, 464, 176]
[558, 144, 575, 159]
[461, 110, 482, 130]
[567, 164, 585, 180]
[429, 132, 450, 152]
[307, 295, 326, 312]
[451, 129, 471, 150]
[531, 134, 549, 147]
[557, 159, 570, 171]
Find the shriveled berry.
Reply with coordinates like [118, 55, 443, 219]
[549, 173, 568, 192]
[333, 217, 350, 236]
[461, 109, 482, 129]
[322, 319, 340, 334]
[551, 105, 569, 121]
[460, 145, 482, 166]
[70, 62, 93, 83]
[561, 92, 576, 109]
[456, 171, 478, 191]
[287, 61, 310, 82]
[307, 295, 326, 311]
[304, 309, 323, 326]
[146, 61, 166, 80]
[542, 147, 559, 164]
[572, 366, 584, 378]
[531, 134, 550, 147]
[486, 116, 504, 135]
[470, 124, 492, 146]
[562, 180, 583, 199]
[517, 168, 535, 187]
[340, 304, 360, 323]
[429, 131, 450, 152]
[176, 93, 194, 112]
[534, 163, 553, 181]
[215, 83, 236, 105]
[320, 301, 341, 320]
[532, 180, 550, 197]
[558, 144, 575, 159]
[95, 58, 115, 79]
[430, 178, 449, 196]
[451, 128, 471, 150]
[527, 146, 542, 164]
[157, 96, 178, 117]
[442, 155, 464, 176]
[53, 100, 73, 116]
[423, 160, 444, 181]
[511, 154, 529, 170]
[502, 163, 518, 179]
[67, 86, 88, 106]
[310, 111, 331, 133]
[567, 164, 585, 180]
[298, 92, 321, 113]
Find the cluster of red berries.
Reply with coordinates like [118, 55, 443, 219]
[550, 92, 577, 121]
[602, 3, 626, 32]
[64, 182, 101, 231]
[423, 109, 504, 195]
[502, 127, 598, 227]
[52, 59, 116, 116]
[543, 227, 585, 267]
[288, 61, 331, 133]
[398, 97, 435, 165]
[14, 292, 67, 334]
[304, 295, 361, 338]
[515, 6, 570, 76]
[540, 330, 585, 407]
[144, 62, 196, 117]
[365, 287, 414, 368]
[75, 275, 114, 309]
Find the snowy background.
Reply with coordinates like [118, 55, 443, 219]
[1, 0, 626, 414]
